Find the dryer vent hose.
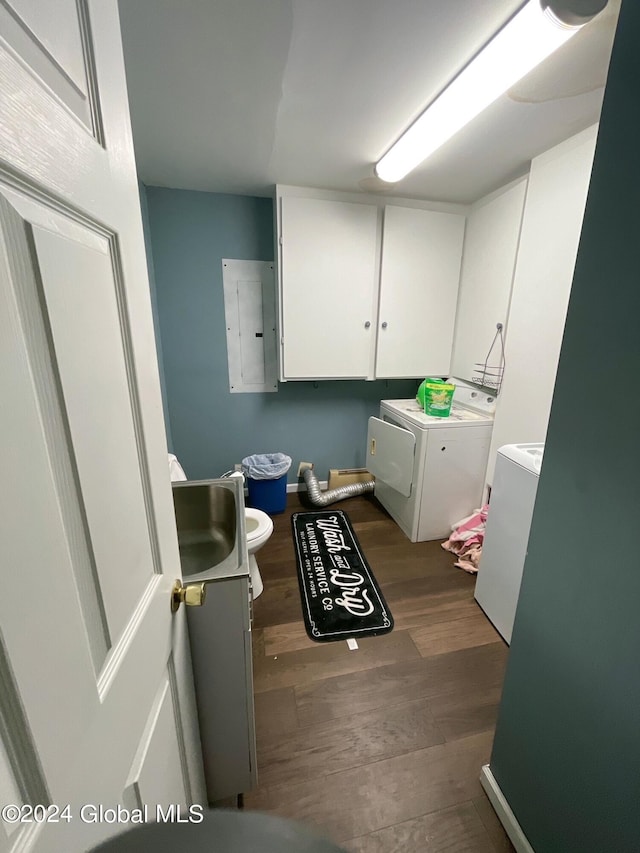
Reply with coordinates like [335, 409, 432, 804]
[302, 466, 375, 506]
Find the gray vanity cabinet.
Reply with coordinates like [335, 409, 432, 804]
[186, 576, 257, 803]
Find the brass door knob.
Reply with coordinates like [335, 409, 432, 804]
[171, 579, 207, 612]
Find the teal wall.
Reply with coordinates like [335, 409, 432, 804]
[139, 183, 173, 450]
[142, 186, 417, 481]
[490, 2, 640, 850]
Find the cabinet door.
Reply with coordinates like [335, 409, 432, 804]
[376, 206, 465, 378]
[186, 576, 256, 801]
[450, 177, 527, 388]
[280, 196, 378, 379]
[485, 126, 597, 484]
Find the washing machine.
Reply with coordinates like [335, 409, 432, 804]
[474, 443, 544, 644]
[366, 382, 496, 542]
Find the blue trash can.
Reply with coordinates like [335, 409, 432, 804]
[242, 453, 292, 515]
[247, 475, 287, 514]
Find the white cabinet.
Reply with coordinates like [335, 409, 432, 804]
[376, 205, 465, 378]
[450, 177, 528, 387]
[486, 125, 598, 484]
[279, 195, 379, 379]
[276, 189, 466, 381]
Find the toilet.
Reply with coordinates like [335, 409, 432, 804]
[244, 508, 272, 599]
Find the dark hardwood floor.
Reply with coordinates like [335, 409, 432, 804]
[245, 492, 514, 853]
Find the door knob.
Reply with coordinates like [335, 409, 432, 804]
[381, 321, 388, 329]
[364, 321, 371, 329]
[171, 579, 207, 612]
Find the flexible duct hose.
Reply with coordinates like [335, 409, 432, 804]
[302, 466, 375, 506]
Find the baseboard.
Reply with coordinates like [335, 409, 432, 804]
[286, 480, 328, 493]
[240, 481, 329, 496]
[480, 765, 535, 853]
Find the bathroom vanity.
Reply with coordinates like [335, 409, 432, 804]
[172, 477, 257, 803]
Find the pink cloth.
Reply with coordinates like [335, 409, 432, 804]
[441, 505, 489, 574]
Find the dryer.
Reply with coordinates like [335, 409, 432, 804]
[366, 383, 496, 542]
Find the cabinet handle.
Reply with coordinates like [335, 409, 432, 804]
[364, 321, 371, 329]
[381, 321, 388, 329]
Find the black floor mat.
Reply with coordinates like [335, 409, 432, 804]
[292, 510, 394, 643]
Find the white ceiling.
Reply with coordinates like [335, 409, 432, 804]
[118, 0, 620, 205]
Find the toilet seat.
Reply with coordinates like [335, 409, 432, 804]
[245, 507, 273, 551]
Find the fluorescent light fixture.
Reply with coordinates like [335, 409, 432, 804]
[375, 1, 592, 183]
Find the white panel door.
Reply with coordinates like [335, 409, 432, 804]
[280, 196, 378, 379]
[0, 4, 205, 852]
[376, 205, 465, 378]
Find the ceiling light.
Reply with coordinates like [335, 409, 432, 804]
[375, 0, 607, 183]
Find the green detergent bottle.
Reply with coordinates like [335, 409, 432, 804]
[416, 378, 455, 417]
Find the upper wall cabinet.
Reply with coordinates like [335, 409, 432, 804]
[376, 205, 465, 378]
[279, 196, 379, 379]
[276, 188, 466, 381]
